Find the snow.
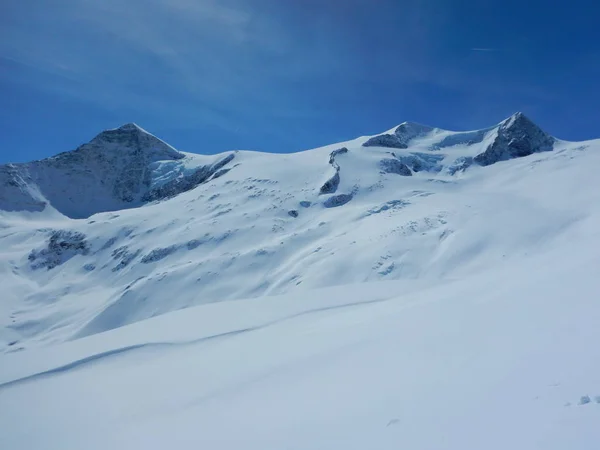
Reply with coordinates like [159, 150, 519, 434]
[1, 114, 600, 449]
[1, 237, 600, 449]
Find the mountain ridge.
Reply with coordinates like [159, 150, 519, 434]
[0, 113, 569, 219]
[1, 111, 598, 352]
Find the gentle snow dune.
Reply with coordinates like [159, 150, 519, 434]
[1, 227, 599, 449]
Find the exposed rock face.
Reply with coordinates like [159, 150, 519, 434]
[328, 147, 348, 164]
[319, 172, 340, 195]
[365, 199, 410, 216]
[318, 148, 355, 207]
[111, 246, 140, 272]
[363, 133, 408, 149]
[88, 123, 183, 161]
[28, 230, 90, 270]
[47, 123, 186, 205]
[474, 113, 555, 166]
[363, 122, 434, 149]
[0, 124, 186, 218]
[323, 193, 353, 208]
[0, 124, 236, 218]
[141, 245, 179, 264]
[319, 148, 347, 195]
[393, 122, 435, 146]
[379, 158, 412, 176]
[212, 168, 231, 180]
[0, 165, 46, 213]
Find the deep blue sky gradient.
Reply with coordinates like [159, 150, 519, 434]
[1, 0, 599, 163]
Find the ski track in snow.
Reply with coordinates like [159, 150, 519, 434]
[0, 296, 391, 389]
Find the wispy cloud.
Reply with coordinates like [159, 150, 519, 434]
[0, 1, 290, 129]
[2, 0, 446, 134]
[1, 0, 551, 148]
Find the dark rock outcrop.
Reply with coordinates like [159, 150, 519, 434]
[323, 193, 353, 208]
[111, 246, 141, 272]
[365, 199, 410, 216]
[319, 172, 340, 195]
[0, 165, 47, 213]
[319, 147, 348, 195]
[212, 168, 231, 180]
[363, 122, 434, 149]
[474, 113, 555, 166]
[29, 230, 90, 270]
[141, 245, 179, 263]
[363, 133, 408, 149]
[186, 239, 203, 250]
[328, 147, 349, 164]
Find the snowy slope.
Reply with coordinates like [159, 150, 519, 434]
[0, 112, 598, 350]
[1, 112, 600, 449]
[1, 221, 599, 450]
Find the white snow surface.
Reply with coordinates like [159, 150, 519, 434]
[1, 114, 600, 449]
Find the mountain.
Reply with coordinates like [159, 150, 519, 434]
[0, 123, 236, 219]
[1, 112, 600, 449]
[1, 113, 553, 219]
[362, 112, 554, 165]
[0, 112, 595, 347]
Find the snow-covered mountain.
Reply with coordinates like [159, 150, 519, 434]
[0, 113, 553, 219]
[0, 123, 236, 218]
[0, 112, 596, 348]
[2, 112, 600, 449]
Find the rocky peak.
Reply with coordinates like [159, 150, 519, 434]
[499, 112, 527, 129]
[363, 121, 436, 149]
[394, 121, 434, 140]
[85, 123, 184, 162]
[474, 113, 555, 166]
[3, 123, 189, 217]
[117, 122, 143, 132]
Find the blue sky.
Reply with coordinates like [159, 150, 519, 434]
[1, 0, 599, 163]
